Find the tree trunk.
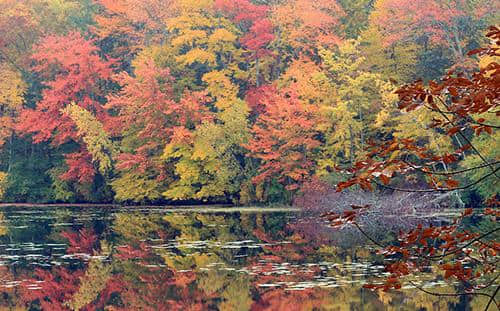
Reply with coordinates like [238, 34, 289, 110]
[349, 124, 355, 165]
[7, 133, 13, 173]
[255, 55, 260, 87]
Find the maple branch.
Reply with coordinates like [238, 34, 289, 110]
[475, 274, 500, 292]
[463, 252, 484, 265]
[485, 285, 500, 311]
[402, 160, 500, 176]
[407, 281, 499, 308]
[425, 227, 500, 260]
[434, 97, 500, 179]
[471, 121, 500, 130]
[378, 227, 500, 263]
[353, 222, 386, 248]
[423, 104, 500, 129]
[373, 166, 500, 192]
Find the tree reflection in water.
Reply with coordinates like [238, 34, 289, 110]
[0, 207, 476, 310]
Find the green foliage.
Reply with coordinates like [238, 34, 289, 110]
[219, 276, 252, 311]
[338, 0, 374, 38]
[62, 103, 115, 176]
[48, 167, 77, 202]
[3, 144, 57, 203]
[113, 213, 162, 242]
[34, 0, 98, 34]
[111, 171, 163, 203]
[461, 123, 499, 200]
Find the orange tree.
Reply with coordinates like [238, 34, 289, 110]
[323, 26, 500, 310]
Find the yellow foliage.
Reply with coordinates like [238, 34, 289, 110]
[360, 22, 419, 83]
[202, 71, 239, 110]
[62, 103, 115, 175]
[176, 48, 216, 66]
[219, 277, 252, 311]
[460, 113, 499, 199]
[197, 271, 227, 295]
[209, 28, 237, 44]
[317, 39, 398, 170]
[162, 71, 248, 201]
[0, 64, 24, 147]
[173, 0, 213, 12]
[112, 171, 163, 202]
[163, 2, 243, 90]
[279, 57, 334, 107]
[171, 29, 207, 48]
[479, 53, 500, 77]
[65, 259, 112, 311]
[0, 64, 26, 109]
[175, 160, 201, 181]
[0, 212, 7, 236]
[393, 108, 453, 154]
[0, 172, 7, 201]
[113, 213, 162, 242]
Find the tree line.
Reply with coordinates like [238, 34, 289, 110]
[0, 0, 497, 204]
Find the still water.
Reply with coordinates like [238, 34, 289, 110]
[0, 206, 488, 310]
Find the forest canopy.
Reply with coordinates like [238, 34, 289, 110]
[0, 0, 498, 204]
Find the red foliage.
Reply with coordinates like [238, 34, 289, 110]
[60, 228, 98, 254]
[371, 0, 497, 49]
[272, 0, 344, 52]
[17, 32, 114, 144]
[215, 0, 268, 23]
[21, 268, 84, 311]
[21, 266, 124, 311]
[105, 58, 174, 136]
[245, 87, 322, 190]
[253, 227, 314, 262]
[115, 242, 151, 260]
[59, 150, 96, 184]
[324, 205, 499, 293]
[251, 288, 329, 311]
[105, 57, 176, 175]
[323, 28, 500, 301]
[16, 32, 115, 183]
[245, 85, 275, 115]
[241, 19, 275, 58]
[106, 58, 212, 177]
[215, 0, 274, 58]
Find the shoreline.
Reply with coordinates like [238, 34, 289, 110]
[0, 203, 300, 213]
[0, 204, 466, 215]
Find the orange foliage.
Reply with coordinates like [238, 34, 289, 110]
[16, 32, 115, 183]
[272, 0, 344, 52]
[245, 86, 323, 190]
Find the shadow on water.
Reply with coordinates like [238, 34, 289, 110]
[0, 206, 484, 310]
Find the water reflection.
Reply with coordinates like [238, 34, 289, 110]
[0, 207, 483, 310]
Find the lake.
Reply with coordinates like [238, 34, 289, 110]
[0, 206, 489, 310]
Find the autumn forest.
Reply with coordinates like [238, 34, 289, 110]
[0, 0, 498, 206]
[0, 0, 500, 310]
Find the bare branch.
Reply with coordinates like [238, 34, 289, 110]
[402, 160, 500, 176]
[373, 166, 500, 192]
